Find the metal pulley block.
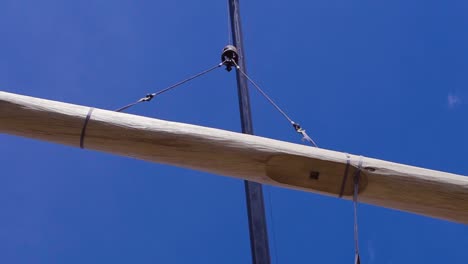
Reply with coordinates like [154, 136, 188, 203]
[221, 45, 239, 71]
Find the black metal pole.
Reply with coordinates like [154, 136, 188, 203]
[228, 1, 271, 263]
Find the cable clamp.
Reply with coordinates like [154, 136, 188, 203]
[140, 93, 155, 102]
[291, 122, 318, 147]
[292, 122, 304, 133]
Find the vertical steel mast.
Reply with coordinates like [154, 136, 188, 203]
[228, 0, 271, 263]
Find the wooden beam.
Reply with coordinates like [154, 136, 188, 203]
[1, 91, 467, 224]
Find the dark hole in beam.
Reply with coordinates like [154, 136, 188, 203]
[309, 171, 320, 180]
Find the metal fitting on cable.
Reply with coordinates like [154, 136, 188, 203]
[141, 94, 155, 102]
[221, 45, 239, 72]
[292, 122, 303, 133]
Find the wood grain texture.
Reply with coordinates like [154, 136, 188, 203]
[1, 91, 467, 224]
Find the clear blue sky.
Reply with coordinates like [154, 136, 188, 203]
[1, 0, 467, 263]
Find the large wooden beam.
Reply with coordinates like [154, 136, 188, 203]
[1, 91, 467, 224]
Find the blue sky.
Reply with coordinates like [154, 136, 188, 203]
[1, 0, 468, 263]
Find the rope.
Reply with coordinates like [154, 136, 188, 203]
[115, 62, 224, 112]
[232, 60, 318, 147]
[80, 107, 94, 149]
[353, 156, 363, 264]
[339, 153, 351, 198]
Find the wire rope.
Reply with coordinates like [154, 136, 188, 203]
[115, 62, 224, 112]
[231, 60, 318, 147]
